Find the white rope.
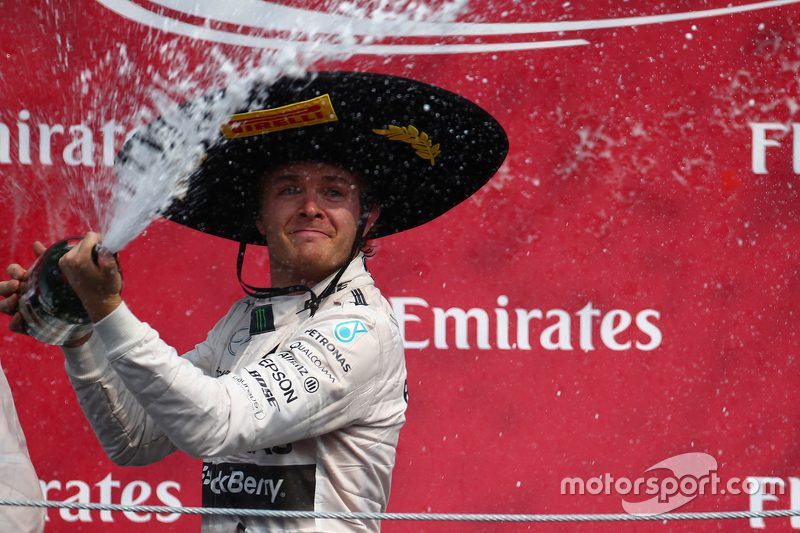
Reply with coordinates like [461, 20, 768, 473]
[0, 498, 799, 523]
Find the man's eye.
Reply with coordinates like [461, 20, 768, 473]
[280, 187, 300, 195]
[326, 189, 344, 198]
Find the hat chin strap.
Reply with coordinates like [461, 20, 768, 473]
[237, 216, 368, 317]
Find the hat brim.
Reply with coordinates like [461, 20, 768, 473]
[116, 71, 509, 245]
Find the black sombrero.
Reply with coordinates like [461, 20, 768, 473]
[116, 71, 508, 246]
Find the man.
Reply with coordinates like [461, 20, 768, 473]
[1, 71, 507, 532]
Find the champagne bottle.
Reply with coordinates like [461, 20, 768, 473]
[18, 238, 93, 346]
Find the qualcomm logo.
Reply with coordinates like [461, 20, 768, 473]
[94, 0, 799, 55]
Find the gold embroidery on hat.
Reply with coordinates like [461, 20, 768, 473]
[222, 94, 338, 139]
[372, 125, 440, 166]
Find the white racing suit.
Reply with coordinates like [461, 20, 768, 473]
[62, 255, 407, 532]
[0, 360, 45, 533]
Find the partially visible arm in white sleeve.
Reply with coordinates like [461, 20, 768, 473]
[0, 363, 45, 533]
[95, 303, 391, 459]
[63, 321, 180, 466]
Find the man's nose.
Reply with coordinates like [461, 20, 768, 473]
[299, 193, 323, 218]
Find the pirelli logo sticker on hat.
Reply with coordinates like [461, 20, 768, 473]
[222, 94, 338, 139]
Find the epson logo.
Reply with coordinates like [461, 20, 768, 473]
[257, 357, 299, 404]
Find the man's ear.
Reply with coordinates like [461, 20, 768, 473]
[362, 205, 380, 238]
[256, 215, 266, 237]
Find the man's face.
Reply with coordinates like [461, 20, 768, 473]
[256, 161, 378, 287]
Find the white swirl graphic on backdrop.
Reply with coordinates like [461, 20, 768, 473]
[94, 0, 800, 55]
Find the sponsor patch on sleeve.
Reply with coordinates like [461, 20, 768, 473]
[250, 305, 276, 335]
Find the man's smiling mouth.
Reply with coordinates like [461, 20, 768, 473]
[290, 229, 330, 237]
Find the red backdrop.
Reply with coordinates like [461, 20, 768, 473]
[3, 0, 800, 531]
